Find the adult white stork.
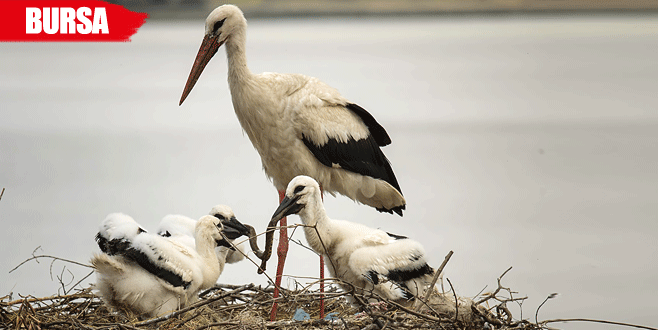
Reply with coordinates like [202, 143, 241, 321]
[179, 4, 406, 319]
[92, 210, 251, 317]
[270, 176, 433, 303]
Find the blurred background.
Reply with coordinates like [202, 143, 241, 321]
[108, 0, 658, 18]
[1, 1, 657, 329]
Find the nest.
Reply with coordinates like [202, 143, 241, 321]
[5, 260, 653, 330]
[1, 275, 541, 330]
[8, 250, 650, 330]
[1, 249, 557, 330]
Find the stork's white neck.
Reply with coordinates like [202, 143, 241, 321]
[299, 196, 333, 255]
[225, 26, 252, 88]
[194, 227, 222, 289]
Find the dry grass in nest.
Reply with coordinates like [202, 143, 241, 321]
[3, 251, 656, 330]
[1, 278, 540, 330]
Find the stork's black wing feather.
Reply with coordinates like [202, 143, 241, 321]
[96, 229, 190, 289]
[122, 246, 191, 289]
[95, 227, 145, 256]
[345, 103, 391, 147]
[386, 232, 408, 240]
[301, 102, 404, 215]
[301, 133, 402, 196]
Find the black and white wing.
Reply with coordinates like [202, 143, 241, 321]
[95, 213, 147, 256]
[349, 232, 433, 300]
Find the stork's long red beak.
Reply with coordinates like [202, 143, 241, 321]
[179, 34, 224, 106]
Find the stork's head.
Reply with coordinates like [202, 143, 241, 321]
[209, 204, 251, 249]
[157, 214, 196, 237]
[271, 176, 322, 223]
[179, 5, 246, 105]
[195, 215, 225, 246]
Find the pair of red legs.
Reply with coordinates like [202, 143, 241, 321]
[270, 189, 325, 321]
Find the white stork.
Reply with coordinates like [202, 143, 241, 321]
[271, 176, 433, 303]
[179, 4, 406, 319]
[157, 205, 249, 266]
[91, 209, 251, 317]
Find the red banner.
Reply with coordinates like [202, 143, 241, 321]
[0, 0, 147, 42]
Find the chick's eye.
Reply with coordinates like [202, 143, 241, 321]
[293, 185, 305, 194]
[213, 214, 226, 220]
[213, 18, 226, 34]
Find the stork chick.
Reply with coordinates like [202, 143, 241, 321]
[271, 176, 434, 303]
[157, 205, 250, 266]
[92, 209, 250, 317]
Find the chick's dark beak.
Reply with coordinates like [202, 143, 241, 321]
[220, 216, 250, 240]
[271, 195, 304, 222]
[215, 216, 250, 250]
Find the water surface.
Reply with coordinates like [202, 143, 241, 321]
[1, 15, 657, 329]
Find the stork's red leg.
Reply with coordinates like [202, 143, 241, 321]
[319, 188, 325, 319]
[270, 190, 289, 321]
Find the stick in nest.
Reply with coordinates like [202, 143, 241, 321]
[416, 250, 453, 311]
[540, 318, 658, 330]
[534, 292, 558, 324]
[474, 266, 513, 306]
[9, 246, 94, 274]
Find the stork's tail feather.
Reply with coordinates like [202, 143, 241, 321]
[91, 253, 125, 275]
[376, 204, 406, 217]
[331, 173, 406, 216]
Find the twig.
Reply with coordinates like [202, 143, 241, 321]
[221, 227, 291, 301]
[474, 266, 513, 305]
[496, 302, 512, 323]
[541, 318, 658, 330]
[68, 270, 95, 295]
[472, 285, 488, 300]
[1, 293, 96, 306]
[311, 223, 337, 276]
[0, 187, 5, 201]
[134, 283, 254, 327]
[10, 252, 93, 273]
[535, 293, 558, 324]
[177, 309, 204, 328]
[446, 278, 458, 322]
[195, 321, 241, 329]
[353, 294, 386, 329]
[471, 304, 504, 327]
[416, 250, 453, 311]
[57, 266, 76, 295]
[290, 238, 319, 255]
[383, 295, 447, 323]
[265, 318, 331, 329]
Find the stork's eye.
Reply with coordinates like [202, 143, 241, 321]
[213, 18, 226, 35]
[293, 185, 305, 194]
[213, 214, 226, 220]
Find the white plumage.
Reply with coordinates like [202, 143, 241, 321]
[157, 214, 196, 248]
[271, 176, 434, 303]
[179, 4, 405, 215]
[92, 207, 249, 317]
[157, 207, 247, 267]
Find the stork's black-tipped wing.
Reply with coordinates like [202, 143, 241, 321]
[345, 103, 391, 147]
[98, 231, 192, 289]
[96, 213, 146, 253]
[297, 100, 404, 215]
[386, 232, 408, 240]
[95, 213, 194, 289]
[302, 133, 402, 195]
[122, 245, 191, 289]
